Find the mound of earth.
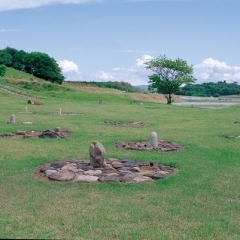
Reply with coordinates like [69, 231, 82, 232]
[0, 128, 70, 139]
[35, 158, 177, 183]
[115, 140, 185, 151]
[104, 121, 146, 127]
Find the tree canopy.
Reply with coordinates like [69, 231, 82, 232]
[145, 55, 195, 104]
[0, 47, 65, 84]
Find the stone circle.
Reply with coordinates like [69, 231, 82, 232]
[0, 128, 70, 139]
[104, 121, 147, 127]
[115, 140, 185, 151]
[35, 158, 177, 183]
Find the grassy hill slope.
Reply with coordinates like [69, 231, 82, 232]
[0, 67, 183, 104]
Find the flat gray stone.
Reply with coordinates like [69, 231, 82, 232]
[48, 170, 75, 181]
[73, 175, 99, 183]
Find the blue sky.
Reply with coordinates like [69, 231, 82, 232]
[0, 0, 240, 86]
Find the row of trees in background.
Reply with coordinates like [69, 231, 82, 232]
[0, 47, 64, 84]
[177, 81, 240, 97]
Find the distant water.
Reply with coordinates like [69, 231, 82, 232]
[173, 96, 240, 108]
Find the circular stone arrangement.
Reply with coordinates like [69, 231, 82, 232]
[35, 158, 177, 183]
[219, 135, 240, 139]
[115, 140, 185, 151]
[0, 128, 70, 139]
[31, 111, 82, 116]
[104, 121, 147, 127]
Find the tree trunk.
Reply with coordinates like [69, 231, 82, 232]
[165, 94, 173, 104]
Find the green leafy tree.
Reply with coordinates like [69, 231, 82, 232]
[12, 50, 27, 71]
[0, 49, 12, 66]
[0, 65, 6, 77]
[25, 52, 64, 84]
[145, 55, 195, 104]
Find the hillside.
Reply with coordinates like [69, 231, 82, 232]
[0, 67, 183, 103]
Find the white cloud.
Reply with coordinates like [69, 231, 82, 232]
[98, 70, 113, 80]
[0, 0, 103, 12]
[193, 58, 240, 84]
[58, 59, 79, 73]
[135, 54, 154, 67]
[96, 54, 154, 86]
[58, 59, 82, 81]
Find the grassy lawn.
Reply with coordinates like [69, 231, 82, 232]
[0, 73, 240, 239]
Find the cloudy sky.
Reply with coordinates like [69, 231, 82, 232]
[0, 0, 240, 86]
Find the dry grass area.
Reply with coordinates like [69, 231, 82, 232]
[64, 82, 185, 103]
[126, 93, 185, 103]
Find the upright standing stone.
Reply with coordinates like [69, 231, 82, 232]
[25, 107, 28, 113]
[89, 141, 106, 168]
[99, 99, 104, 104]
[149, 132, 158, 149]
[58, 108, 62, 115]
[9, 114, 16, 124]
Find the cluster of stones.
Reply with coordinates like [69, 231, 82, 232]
[115, 141, 184, 151]
[115, 132, 184, 151]
[37, 158, 176, 183]
[219, 135, 240, 139]
[0, 128, 70, 139]
[104, 121, 146, 127]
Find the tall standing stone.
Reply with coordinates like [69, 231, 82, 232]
[89, 141, 106, 168]
[25, 107, 28, 113]
[149, 132, 158, 149]
[9, 114, 16, 124]
[58, 108, 62, 115]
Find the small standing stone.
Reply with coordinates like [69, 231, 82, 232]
[58, 108, 62, 115]
[99, 99, 104, 104]
[149, 132, 158, 149]
[9, 114, 16, 124]
[25, 107, 28, 113]
[89, 141, 106, 168]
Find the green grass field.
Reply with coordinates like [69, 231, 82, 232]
[0, 69, 240, 239]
